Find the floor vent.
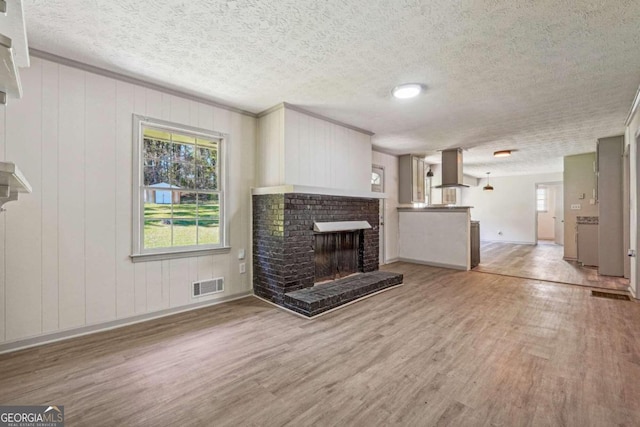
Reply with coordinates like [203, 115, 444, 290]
[193, 277, 224, 298]
[591, 290, 630, 301]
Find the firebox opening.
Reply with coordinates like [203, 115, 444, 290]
[314, 230, 362, 283]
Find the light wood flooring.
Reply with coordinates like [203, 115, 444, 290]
[475, 241, 630, 291]
[1, 262, 640, 426]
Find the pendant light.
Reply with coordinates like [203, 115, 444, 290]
[483, 172, 494, 191]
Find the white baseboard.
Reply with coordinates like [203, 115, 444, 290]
[630, 285, 637, 300]
[0, 292, 253, 355]
[397, 257, 468, 271]
[383, 257, 400, 264]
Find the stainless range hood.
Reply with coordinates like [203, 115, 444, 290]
[434, 148, 469, 188]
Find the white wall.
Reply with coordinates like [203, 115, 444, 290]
[0, 57, 256, 346]
[461, 172, 563, 244]
[256, 105, 372, 192]
[372, 150, 399, 263]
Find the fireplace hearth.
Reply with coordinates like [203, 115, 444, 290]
[252, 190, 403, 316]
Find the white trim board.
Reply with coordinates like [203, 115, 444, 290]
[252, 184, 386, 199]
[0, 292, 252, 354]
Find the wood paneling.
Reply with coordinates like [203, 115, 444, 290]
[0, 57, 256, 345]
[58, 64, 87, 330]
[85, 73, 117, 325]
[115, 81, 136, 319]
[283, 108, 371, 192]
[257, 106, 371, 192]
[41, 60, 60, 332]
[2, 262, 640, 425]
[256, 108, 285, 187]
[5, 57, 43, 340]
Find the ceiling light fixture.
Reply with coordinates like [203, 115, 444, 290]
[493, 150, 511, 158]
[483, 172, 494, 191]
[392, 83, 423, 99]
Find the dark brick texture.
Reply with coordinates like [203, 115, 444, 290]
[253, 193, 380, 305]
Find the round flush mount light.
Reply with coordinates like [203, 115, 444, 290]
[392, 83, 424, 99]
[493, 150, 511, 158]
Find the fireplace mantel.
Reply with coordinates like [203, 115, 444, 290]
[252, 185, 386, 199]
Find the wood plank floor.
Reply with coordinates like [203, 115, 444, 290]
[1, 262, 640, 426]
[475, 241, 630, 291]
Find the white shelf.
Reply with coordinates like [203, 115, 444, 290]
[0, 34, 22, 100]
[0, 161, 31, 210]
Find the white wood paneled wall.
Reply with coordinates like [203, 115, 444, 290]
[256, 106, 372, 191]
[284, 109, 371, 191]
[256, 108, 284, 187]
[0, 57, 256, 344]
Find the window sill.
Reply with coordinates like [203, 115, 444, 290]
[130, 247, 232, 263]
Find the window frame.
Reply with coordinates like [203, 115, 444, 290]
[130, 115, 230, 262]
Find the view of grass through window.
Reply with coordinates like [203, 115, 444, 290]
[142, 127, 221, 250]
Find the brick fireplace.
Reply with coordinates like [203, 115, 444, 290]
[253, 189, 403, 316]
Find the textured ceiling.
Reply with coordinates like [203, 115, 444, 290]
[22, 0, 640, 177]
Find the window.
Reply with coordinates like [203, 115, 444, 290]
[536, 187, 548, 212]
[371, 165, 384, 193]
[132, 116, 227, 259]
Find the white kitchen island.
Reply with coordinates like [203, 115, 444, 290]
[398, 206, 473, 270]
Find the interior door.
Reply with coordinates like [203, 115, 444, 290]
[372, 165, 385, 264]
[554, 184, 564, 245]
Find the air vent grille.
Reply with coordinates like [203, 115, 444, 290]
[192, 277, 224, 298]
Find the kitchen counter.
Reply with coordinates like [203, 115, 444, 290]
[397, 207, 472, 270]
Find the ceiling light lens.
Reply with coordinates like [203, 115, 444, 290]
[392, 84, 423, 99]
[493, 150, 511, 157]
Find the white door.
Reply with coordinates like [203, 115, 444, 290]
[372, 165, 385, 264]
[554, 184, 564, 245]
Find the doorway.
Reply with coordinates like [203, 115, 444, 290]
[535, 182, 564, 245]
[372, 165, 385, 265]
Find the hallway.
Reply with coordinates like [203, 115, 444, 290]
[474, 242, 629, 291]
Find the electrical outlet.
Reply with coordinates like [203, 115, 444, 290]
[238, 249, 245, 260]
[570, 204, 581, 210]
[239, 263, 246, 274]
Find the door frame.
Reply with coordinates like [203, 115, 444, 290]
[534, 181, 563, 244]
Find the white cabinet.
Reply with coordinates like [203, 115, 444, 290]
[399, 155, 425, 204]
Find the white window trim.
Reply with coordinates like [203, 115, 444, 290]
[130, 114, 230, 262]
